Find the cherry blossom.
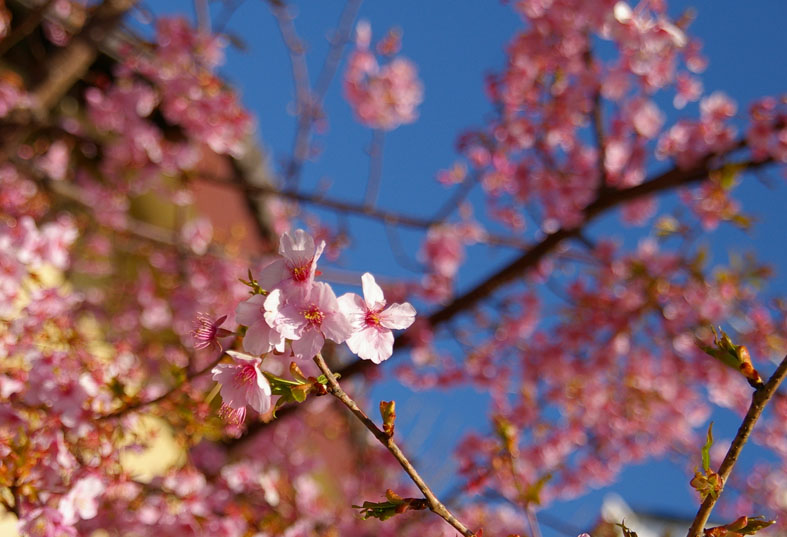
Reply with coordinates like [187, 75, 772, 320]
[338, 273, 417, 364]
[344, 20, 423, 130]
[235, 294, 285, 355]
[264, 282, 352, 360]
[259, 229, 326, 292]
[58, 475, 105, 525]
[191, 313, 232, 351]
[211, 350, 272, 422]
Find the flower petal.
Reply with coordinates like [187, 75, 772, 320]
[361, 272, 385, 309]
[379, 302, 416, 330]
[292, 329, 325, 360]
[235, 294, 266, 326]
[337, 292, 366, 329]
[347, 327, 394, 364]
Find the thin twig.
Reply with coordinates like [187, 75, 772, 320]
[313, 0, 363, 100]
[686, 353, 787, 537]
[193, 0, 211, 32]
[364, 129, 385, 207]
[97, 352, 225, 420]
[276, 0, 363, 188]
[198, 172, 531, 249]
[312, 353, 476, 537]
[431, 171, 479, 223]
[270, 0, 313, 188]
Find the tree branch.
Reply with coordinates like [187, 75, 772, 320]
[686, 353, 787, 537]
[312, 353, 476, 537]
[199, 172, 532, 249]
[97, 352, 224, 420]
[227, 151, 777, 449]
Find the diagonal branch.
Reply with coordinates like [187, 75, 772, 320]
[686, 353, 787, 537]
[312, 353, 476, 537]
[228, 141, 777, 450]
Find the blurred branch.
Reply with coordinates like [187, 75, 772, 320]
[331, 152, 776, 379]
[431, 171, 478, 223]
[269, 0, 362, 189]
[269, 0, 313, 189]
[364, 129, 385, 207]
[200, 172, 532, 249]
[194, 0, 211, 31]
[0, 0, 56, 56]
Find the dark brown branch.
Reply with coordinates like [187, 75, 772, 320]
[30, 0, 138, 118]
[227, 151, 777, 449]
[0, 0, 57, 56]
[312, 354, 476, 537]
[686, 353, 787, 537]
[335, 154, 774, 378]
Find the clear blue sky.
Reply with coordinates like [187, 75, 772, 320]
[144, 1, 787, 533]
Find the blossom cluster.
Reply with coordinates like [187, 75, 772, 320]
[344, 20, 423, 130]
[211, 230, 416, 422]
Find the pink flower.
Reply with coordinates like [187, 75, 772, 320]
[343, 21, 423, 130]
[211, 350, 272, 422]
[191, 313, 233, 350]
[58, 475, 105, 525]
[19, 507, 77, 537]
[264, 282, 352, 360]
[258, 229, 325, 292]
[338, 273, 416, 364]
[235, 294, 285, 355]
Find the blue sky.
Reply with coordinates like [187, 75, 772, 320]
[144, 1, 787, 533]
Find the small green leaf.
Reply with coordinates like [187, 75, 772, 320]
[291, 384, 310, 403]
[702, 422, 714, 474]
[353, 493, 429, 522]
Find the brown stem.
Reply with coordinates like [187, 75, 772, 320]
[686, 354, 787, 537]
[312, 354, 476, 537]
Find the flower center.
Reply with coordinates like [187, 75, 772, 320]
[364, 309, 381, 327]
[234, 364, 257, 386]
[290, 262, 311, 283]
[302, 304, 324, 327]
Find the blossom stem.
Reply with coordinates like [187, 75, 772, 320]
[686, 353, 787, 537]
[312, 353, 476, 537]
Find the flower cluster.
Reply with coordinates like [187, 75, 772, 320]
[344, 20, 423, 130]
[212, 230, 416, 421]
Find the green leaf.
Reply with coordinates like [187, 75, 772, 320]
[352, 492, 429, 522]
[702, 422, 714, 474]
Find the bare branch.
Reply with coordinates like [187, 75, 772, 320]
[364, 129, 385, 207]
[312, 353, 476, 537]
[686, 353, 787, 537]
